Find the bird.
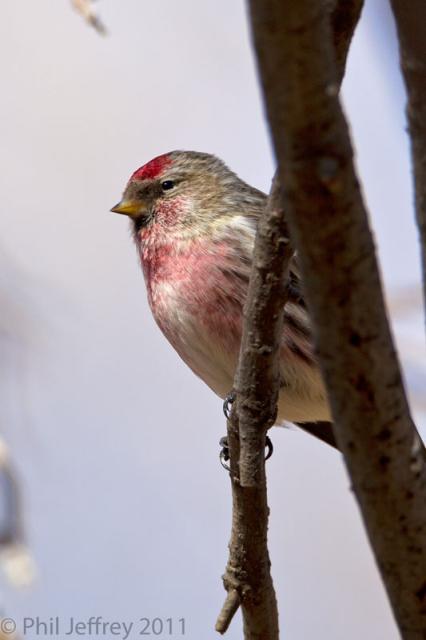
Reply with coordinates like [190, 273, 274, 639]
[111, 151, 337, 449]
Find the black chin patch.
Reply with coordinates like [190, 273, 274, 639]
[133, 214, 152, 233]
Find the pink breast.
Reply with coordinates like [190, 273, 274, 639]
[138, 236, 244, 349]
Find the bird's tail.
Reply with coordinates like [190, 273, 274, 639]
[295, 421, 338, 450]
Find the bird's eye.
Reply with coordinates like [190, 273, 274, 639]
[161, 180, 175, 191]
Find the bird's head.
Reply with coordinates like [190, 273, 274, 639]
[111, 151, 264, 241]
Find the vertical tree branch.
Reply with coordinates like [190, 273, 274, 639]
[236, 178, 292, 490]
[248, 2, 426, 638]
[388, 1, 426, 319]
[216, 176, 291, 638]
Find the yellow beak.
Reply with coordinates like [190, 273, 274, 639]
[110, 199, 144, 218]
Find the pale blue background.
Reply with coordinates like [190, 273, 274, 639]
[0, 2, 424, 639]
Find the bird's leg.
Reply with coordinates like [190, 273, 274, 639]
[219, 434, 273, 471]
[221, 390, 273, 469]
[223, 390, 236, 419]
[219, 436, 230, 470]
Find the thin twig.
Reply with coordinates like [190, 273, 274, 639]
[217, 175, 290, 638]
[236, 176, 293, 489]
[248, 1, 426, 637]
[215, 589, 240, 634]
[71, 0, 106, 35]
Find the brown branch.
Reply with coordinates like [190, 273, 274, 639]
[216, 176, 292, 637]
[236, 176, 293, 489]
[216, 5, 364, 635]
[248, 1, 426, 638]
[279, 0, 363, 451]
[388, 1, 426, 321]
[71, 0, 106, 35]
[215, 589, 240, 634]
[330, 0, 364, 85]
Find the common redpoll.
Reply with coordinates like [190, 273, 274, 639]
[112, 151, 335, 447]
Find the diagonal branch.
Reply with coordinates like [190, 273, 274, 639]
[216, 4, 364, 636]
[71, 0, 106, 35]
[388, 1, 426, 323]
[330, 0, 364, 85]
[285, 0, 363, 447]
[248, 1, 426, 638]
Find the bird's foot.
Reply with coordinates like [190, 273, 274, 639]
[219, 436, 230, 469]
[219, 435, 274, 471]
[264, 435, 274, 461]
[223, 390, 236, 419]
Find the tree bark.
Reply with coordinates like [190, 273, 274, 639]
[216, 176, 291, 638]
[330, 0, 364, 85]
[248, 1, 426, 638]
[388, 1, 426, 320]
[217, 4, 365, 636]
[292, 0, 364, 450]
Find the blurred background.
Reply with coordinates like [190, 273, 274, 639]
[0, 1, 424, 638]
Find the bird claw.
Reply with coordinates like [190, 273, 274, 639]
[219, 435, 274, 471]
[219, 436, 230, 469]
[264, 436, 274, 461]
[223, 390, 236, 419]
